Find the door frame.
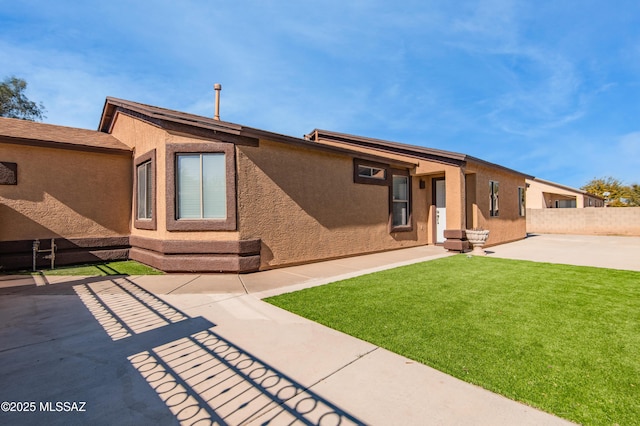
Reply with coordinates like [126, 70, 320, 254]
[432, 177, 446, 244]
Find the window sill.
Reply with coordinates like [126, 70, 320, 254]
[134, 218, 157, 230]
[390, 225, 413, 233]
[166, 218, 236, 232]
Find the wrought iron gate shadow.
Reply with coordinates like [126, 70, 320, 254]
[73, 277, 365, 425]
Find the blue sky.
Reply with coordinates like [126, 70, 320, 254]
[1, 0, 639, 188]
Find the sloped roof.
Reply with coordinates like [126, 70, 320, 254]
[99, 97, 417, 168]
[307, 129, 467, 165]
[307, 129, 533, 178]
[0, 117, 130, 154]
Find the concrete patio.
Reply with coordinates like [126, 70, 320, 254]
[2, 234, 638, 425]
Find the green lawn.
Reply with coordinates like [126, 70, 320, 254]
[19, 260, 163, 276]
[265, 255, 640, 425]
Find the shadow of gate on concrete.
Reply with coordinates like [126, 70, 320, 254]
[74, 277, 366, 425]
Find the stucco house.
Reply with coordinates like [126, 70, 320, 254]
[1, 97, 531, 273]
[526, 178, 604, 209]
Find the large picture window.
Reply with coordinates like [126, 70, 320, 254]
[166, 142, 236, 231]
[177, 153, 226, 219]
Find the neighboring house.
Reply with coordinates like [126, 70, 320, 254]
[526, 178, 604, 209]
[1, 97, 531, 272]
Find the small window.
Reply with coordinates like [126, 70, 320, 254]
[134, 150, 156, 230]
[177, 153, 226, 219]
[358, 165, 386, 180]
[490, 181, 499, 217]
[518, 187, 526, 217]
[354, 159, 389, 186]
[392, 175, 410, 227]
[137, 161, 153, 220]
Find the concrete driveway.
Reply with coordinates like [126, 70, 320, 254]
[489, 233, 640, 271]
[3, 235, 636, 425]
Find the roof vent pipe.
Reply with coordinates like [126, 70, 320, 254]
[214, 83, 222, 120]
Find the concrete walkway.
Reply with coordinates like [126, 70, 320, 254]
[4, 235, 637, 425]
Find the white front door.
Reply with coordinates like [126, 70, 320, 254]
[435, 179, 446, 243]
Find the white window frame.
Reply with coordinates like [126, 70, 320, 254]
[358, 165, 386, 180]
[176, 153, 226, 220]
[392, 174, 410, 228]
[136, 160, 153, 220]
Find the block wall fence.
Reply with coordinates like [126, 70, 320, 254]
[526, 207, 640, 236]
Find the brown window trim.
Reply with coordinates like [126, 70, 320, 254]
[389, 168, 413, 232]
[166, 142, 237, 231]
[134, 149, 157, 230]
[353, 158, 390, 186]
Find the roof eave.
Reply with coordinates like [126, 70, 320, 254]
[309, 129, 468, 166]
[0, 135, 132, 156]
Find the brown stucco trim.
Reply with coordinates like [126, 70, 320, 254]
[0, 162, 17, 185]
[130, 248, 260, 273]
[0, 237, 130, 271]
[133, 149, 157, 230]
[129, 236, 261, 273]
[129, 235, 260, 255]
[443, 229, 470, 252]
[389, 168, 413, 233]
[353, 158, 391, 186]
[165, 142, 237, 231]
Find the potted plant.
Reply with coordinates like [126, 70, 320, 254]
[465, 228, 490, 256]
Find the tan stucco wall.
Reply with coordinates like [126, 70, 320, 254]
[526, 179, 581, 208]
[109, 113, 239, 242]
[237, 140, 426, 268]
[466, 162, 527, 245]
[527, 207, 640, 236]
[525, 179, 603, 208]
[313, 139, 527, 246]
[0, 143, 131, 241]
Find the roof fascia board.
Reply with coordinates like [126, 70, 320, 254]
[112, 107, 259, 146]
[313, 131, 466, 167]
[466, 156, 534, 179]
[0, 135, 132, 156]
[99, 98, 415, 168]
